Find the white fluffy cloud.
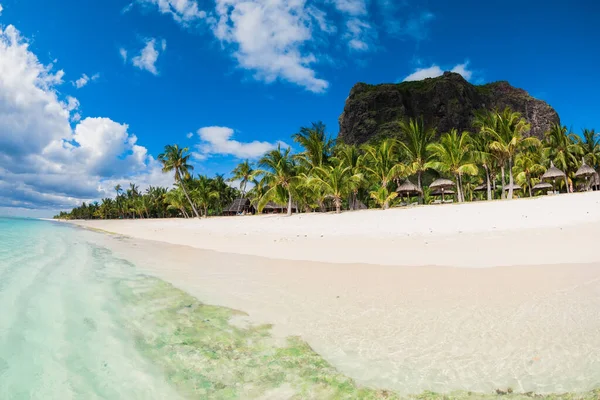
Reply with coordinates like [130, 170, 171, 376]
[403, 62, 474, 82]
[131, 38, 166, 75]
[119, 47, 128, 62]
[143, 0, 206, 23]
[211, 0, 329, 93]
[449, 62, 473, 81]
[194, 126, 285, 159]
[331, 0, 374, 51]
[73, 72, 99, 89]
[0, 24, 167, 213]
[142, 0, 434, 92]
[0, 4, 3, 15]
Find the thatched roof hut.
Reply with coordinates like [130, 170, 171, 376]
[542, 162, 565, 181]
[396, 179, 422, 194]
[223, 198, 255, 216]
[429, 178, 455, 190]
[575, 158, 596, 178]
[590, 172, 600, 189]
[261, 201, 298, 214]
[350, 199, 368, 210]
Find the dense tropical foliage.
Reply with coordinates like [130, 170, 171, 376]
[55, 107, 599, 219]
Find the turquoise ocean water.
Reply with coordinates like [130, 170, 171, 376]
[0, 218, 182, 400]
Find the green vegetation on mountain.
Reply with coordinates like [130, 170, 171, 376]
[338, 72, 559, 145]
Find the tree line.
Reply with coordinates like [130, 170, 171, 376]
[55, 107, 599, 220]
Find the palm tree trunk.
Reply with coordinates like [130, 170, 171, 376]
[564, 172, 570, 193]
[179, 177, 200, 218]
[455, 174, 463, 203]
[417, 171, 424, 204]
[287, 190, 293, 217]
[485, 166, 492, 201]
[335, 198, 341, 214]
[500, 164, 506, 199]
[459, 174, 466, 202]
[528, 175, 533, 197]
[508, 157, 514, 200]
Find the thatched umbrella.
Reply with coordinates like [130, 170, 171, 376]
[473, 183, 487, 192]
[430, 178, 455, 190]
[503, 183, 522, 192]
[396, 179, 422, 194]
[431, 189, 455, 196]
[541, 162, 565, 193]
[429, 178, 455, 203]
[503, 183, 522, 198]
[532, 182, 553, 194]
[396, 179, 422, 205]
[575, 158, 596, 191]
[431, 189, 455, 203]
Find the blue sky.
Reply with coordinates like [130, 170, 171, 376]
[0, 0, 599, 216]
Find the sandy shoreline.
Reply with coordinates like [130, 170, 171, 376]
[65, 193, 600, 394]
[71, 192, 600, 267]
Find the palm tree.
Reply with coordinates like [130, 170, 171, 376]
[369, 186, 398, 209]
[474, 109, 506, 198]
[256, 145, 299, 216]
[362, 139, 407, 209]
[114, 184, 123, 218]
[426, 129, 478, 202]
[472, 112, 496, 201]
[165, 188, 190, 218]
[397, 117, 435, 203]
[158, 144, 200, 218]
[544, 124, 582, 193]
[292, 122, 334, 170]
[514, 146, 546, 197]
[230, 160, 254, 197]
[192, 176, 220, 218]
[128, 183, 140, 198]
[362, 139, 406, 189]
[308, 161, 362, 213]
[480, 108, 538, 199]
[581, 129, 600, 169]
[335, 143, 364, 210]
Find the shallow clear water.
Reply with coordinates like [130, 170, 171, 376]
[0, 218, 182, 400]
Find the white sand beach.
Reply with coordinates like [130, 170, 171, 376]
[70, 192, 600, 394]
[74, 192, 600, 267]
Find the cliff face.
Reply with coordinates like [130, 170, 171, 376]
[338, 72, 560, 144]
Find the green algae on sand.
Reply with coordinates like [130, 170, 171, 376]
[114, 275, 600, 400]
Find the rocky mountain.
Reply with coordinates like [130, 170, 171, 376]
[338, 72, 560, 144]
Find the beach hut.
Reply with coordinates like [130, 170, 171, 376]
[590, 172, 600, 191]
[575, 158, 596, 191]
[396, 179, 421, 205]
[261, 201, 298, 214]
[541, 162, 566, 193]
[350, 199, 368, 210]
[223, 198, 255, 216]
